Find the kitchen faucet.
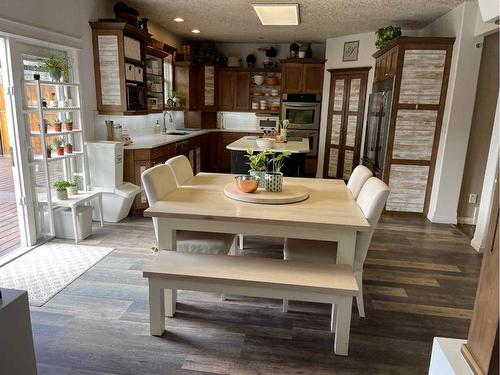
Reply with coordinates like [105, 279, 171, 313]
[162, 110, 174, 134]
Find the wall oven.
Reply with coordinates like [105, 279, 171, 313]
[281, 93, 321, 130]
[287, 129, 319, 157]
[126, 83, 146, 111]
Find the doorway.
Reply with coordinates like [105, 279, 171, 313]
[323, 67, 370, 180]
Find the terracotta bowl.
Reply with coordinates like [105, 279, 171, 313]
[235, 175, 259, 193]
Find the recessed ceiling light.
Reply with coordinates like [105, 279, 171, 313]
[252, 4, 300, 26]
[191, 29, 201, 34]
[173, 17, 184, 22]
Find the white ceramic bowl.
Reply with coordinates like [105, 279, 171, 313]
[256, 137, 276, 149]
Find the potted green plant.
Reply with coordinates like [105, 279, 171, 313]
[64, 141, 73, 154]
[375, 26, 402, 50]
[245, 148, 270, 188]
[46, 145, 53, 158]
[53, 180, 71, 200]
[63, 117, 73, 131]
[42, 55, 72, 82]
[68, 175, 80, 195]
[265, 152, 290, 192]
[52, 118, 62, 132]
[52, 137, 64, 156]
[169, 90, 180, 107]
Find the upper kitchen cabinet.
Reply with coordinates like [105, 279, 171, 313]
[200, 65, 217, 111]
[90, 21, 150, 115]
[145, 44, 168, 113]
[280, 59, 326, 94]
[374, 46, 399, 82]
[174, 62, 200, 111]
[218, 70, 250, 111]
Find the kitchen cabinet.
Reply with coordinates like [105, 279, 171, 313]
[200, 65, 217, 111]
[218, 132, 244, 170]
[280, 59, 326, 94]
[218, 70, 250, 111]
[174, 62, 200, 111]
[145, 46, 167, 113]
[374, 46, 399, 82]
[188, 134, 210, 173]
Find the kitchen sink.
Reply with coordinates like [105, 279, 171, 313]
[165, 131, 190, 136]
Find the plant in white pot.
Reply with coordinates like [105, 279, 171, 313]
[53, 180, 71, 200]
[68, 176, 80, 195]
[245, 148, 270, 188]
[265, 152, 290, 192]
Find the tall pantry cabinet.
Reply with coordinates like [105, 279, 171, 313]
[370, 37, 454, 214]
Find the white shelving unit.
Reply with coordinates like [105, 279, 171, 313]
[23, 74, 89, 237]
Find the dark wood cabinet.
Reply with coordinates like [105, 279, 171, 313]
[218, 70, 250, 111]
[218, 132, 243, 170]
[280, 59, 325, 94]
[374, 46, 399, 82]
[200, 65, 217, 111]
[174, 62, 200, 111]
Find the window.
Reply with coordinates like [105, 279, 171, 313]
[164, 54, 173, 106]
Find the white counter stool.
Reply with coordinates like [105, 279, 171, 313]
[141, 164, 236, 255]
[165, 155, 194, 185]
[283, 177, 389, 318]
[347, 165, 373, 199]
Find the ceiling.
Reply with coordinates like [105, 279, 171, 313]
[126, 0, 464, 43]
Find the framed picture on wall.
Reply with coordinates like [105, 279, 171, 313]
[343, 41, 359, 62]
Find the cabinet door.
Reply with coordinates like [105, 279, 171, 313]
[134, 160, 151, 210]
[188, 66, 200, 110]
[302, 64, 324, 93]
[234, 72, 250, 111]
[174, 65, 189, 109]
[210, 132, 220, 170]
[218, 71, 234, 110]
[201, 65, 217, 110]
[219, 132, 244, 171]
[282, 63, 303, 93]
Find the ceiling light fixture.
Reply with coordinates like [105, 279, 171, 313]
[191, 29, 201, 34]
[252, 3, 300, 26]
[173, 17, 184, 22]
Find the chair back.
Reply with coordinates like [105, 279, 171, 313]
[354, 177, 389, 271]
[166, 155, 194, 186]
[347, 165, 373, 199]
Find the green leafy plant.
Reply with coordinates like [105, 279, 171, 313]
[53, 180, 71, 189]
[245, 148, 270, 172]
[268, 152, 291, 174]
[52, 137, 63, 148]
[52, 118, 62, 124]
[63, 117, 73, 123]
[43, 55, 72, 74]
[70, 175, 81, 186]
[169, 90, 180, 100]
[46, 145, 54, 151]
[375, 26, 402, 49]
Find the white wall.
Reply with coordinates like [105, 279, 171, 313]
[419, 2, 484, 224]
[316, 31, 377, 177]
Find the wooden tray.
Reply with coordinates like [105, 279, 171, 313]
[224, 183, 309, 205]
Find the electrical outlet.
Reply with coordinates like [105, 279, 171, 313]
[469, 193, 477, 204]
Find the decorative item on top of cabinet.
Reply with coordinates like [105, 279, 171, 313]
[368, 37, 455, 215]
[90, 21, 150, 115]
[280, 59, 326, 94]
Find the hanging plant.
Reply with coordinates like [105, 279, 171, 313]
[375, 26, 402, 50]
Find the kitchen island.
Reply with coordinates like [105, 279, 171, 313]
[226, 136, 310, 176]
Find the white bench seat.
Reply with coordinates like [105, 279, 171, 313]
[143, 251, 359, 356]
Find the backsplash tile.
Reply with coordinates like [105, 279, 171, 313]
[218, 112, 259, 131]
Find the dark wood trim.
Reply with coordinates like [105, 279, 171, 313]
[327, 66, 372, 75]
[91, 20, 151, 40]
[145, 46, 168, 58]
[390, 159, 431, 166]
[280, 58, 327, 64]
[396, 103, 440, 111]
[218, 67, 282, 73]
[372, 36, 456, 58]
[162, 43, 176, 55]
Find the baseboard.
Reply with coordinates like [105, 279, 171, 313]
[427, 212, 458, 224]
[470, 236, 485, 253]
[457, 216, 475, 225]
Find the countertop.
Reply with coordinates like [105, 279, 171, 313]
[123, 128, 262, 150]
[226, 136, 310, 153]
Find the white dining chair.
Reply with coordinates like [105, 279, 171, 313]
[141, 164, 236, 255]
[282, 177, 389, 318]
[165, 155, 194, 185]
[347, 165, 373, 199]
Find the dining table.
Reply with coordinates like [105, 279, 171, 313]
[144, 172, 370, 267]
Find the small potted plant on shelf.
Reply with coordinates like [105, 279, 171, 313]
[64, 141, 73, 154]
[245, 148, 270, 188]
[68, 175, 80, 195]
[265, 152, 290, 192]
[52, 137, 64, 156]
[46, 145, 53, 159]
[42, 55, 72, 82]
[48, 92, 57, 107]
[169, 90, 180, 107]
[52, 118, 62, 132]
[63, 117, 73, 131]
[53, 180, 71, 200]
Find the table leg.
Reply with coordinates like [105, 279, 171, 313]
[97, 194, 104, 227]
[333, 296, 353, 356]
[330, 304, 337, 332]
[71, 207, 79, 243]
[335, 231, 356, 266]
[158, 219, 177, 315]
[149, 279, 165, 336]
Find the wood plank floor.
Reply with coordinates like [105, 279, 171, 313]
[0, 156, 20, 257]
[27, 214, 482, 374]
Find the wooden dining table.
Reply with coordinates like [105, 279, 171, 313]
[144, 172, 370, 267]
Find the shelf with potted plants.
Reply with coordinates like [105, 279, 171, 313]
[23, 66, 90, 238]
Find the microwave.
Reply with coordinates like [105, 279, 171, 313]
[126, 83, 146, 111]
[256, 114, 279, 131]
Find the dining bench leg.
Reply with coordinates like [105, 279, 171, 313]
[149, 279, 165, 336]
[330, 304, 337, 333]
[333, 296, 353, 356]
[164, 289, 177, 317]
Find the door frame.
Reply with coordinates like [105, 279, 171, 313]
[323, 67, 371, 179]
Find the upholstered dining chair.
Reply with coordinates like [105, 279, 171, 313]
[282, 177, 389, 318]
[347, 165, 373, 199]
[165, 155, 194, 185]
[141, 164, 236, 255]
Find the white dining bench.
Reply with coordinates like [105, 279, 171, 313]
[143, 251, 359, 356]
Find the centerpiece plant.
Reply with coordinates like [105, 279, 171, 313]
[245, 148, 270, 188]
[265, 152, 290, 192]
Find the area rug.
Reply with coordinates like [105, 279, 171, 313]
[0, 242, 114, 306]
